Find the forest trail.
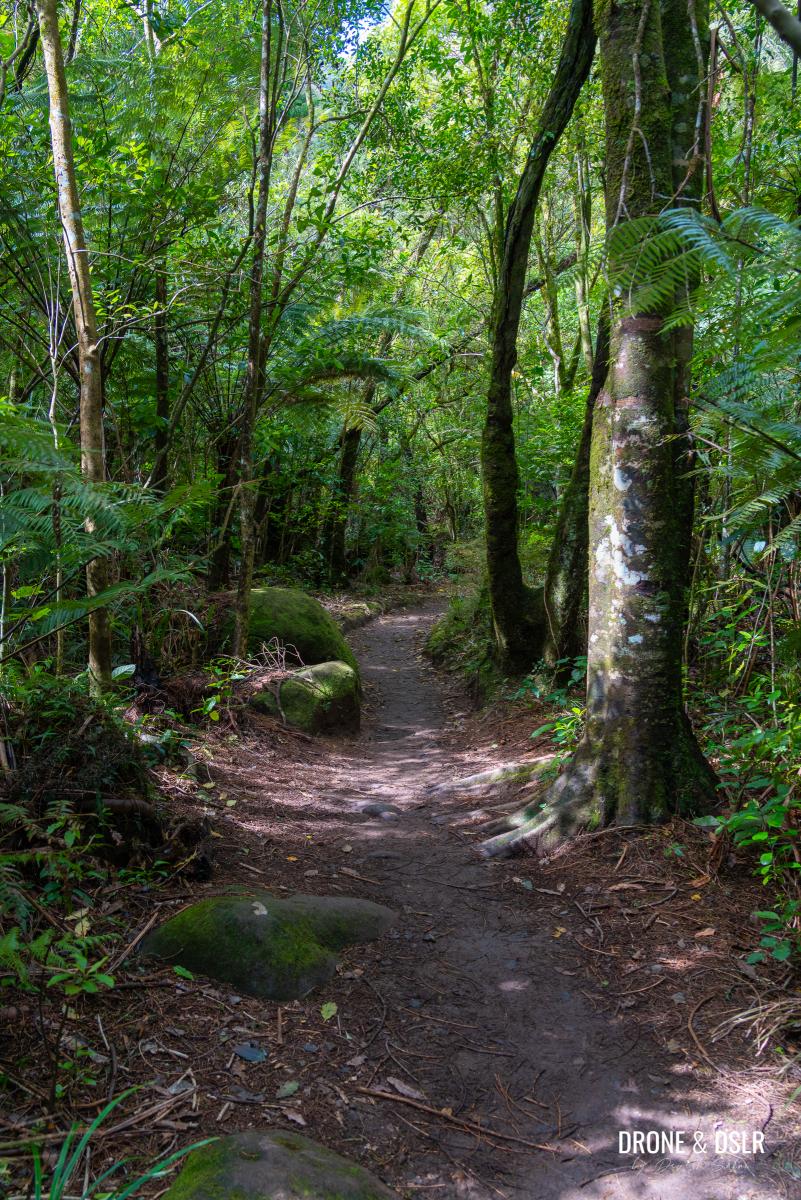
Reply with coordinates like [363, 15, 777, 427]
[309, 601, 782, 1200]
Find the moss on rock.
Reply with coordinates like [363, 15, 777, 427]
[164, 1131, 399, 1200]
[221, 587, 358, 672]
[140, 892, 395, 1001]
[250, 661, 360, 734]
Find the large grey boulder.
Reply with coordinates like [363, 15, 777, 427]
[163, 1130, 399, 1200]
[140, 891, 395, 1001]
[250, 661, 360, 735]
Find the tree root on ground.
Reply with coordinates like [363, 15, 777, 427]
[478, 745, 600, 857]
[427, 756, 555, 801]
[477, 721, 717, 858]
[478, 794, 598, 858]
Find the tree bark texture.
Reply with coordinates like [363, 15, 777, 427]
[538, 313, 610, 674]
[481, 0, 595, 672]
[37, 0, 113, 691]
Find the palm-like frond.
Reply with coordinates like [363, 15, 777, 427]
[614, 206, 801, 563]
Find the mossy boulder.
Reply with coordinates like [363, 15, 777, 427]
[140, 891, 395, 1001]
[164, 1130, 399, 1200]
[250, 661, 360, 735]
[223, 587, 358, 672]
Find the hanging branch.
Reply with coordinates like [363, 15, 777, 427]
[746, 0, 801, 56]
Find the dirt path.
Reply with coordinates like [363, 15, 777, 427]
[317, 601, 784, 1200]
[52, 598, 790, 1200]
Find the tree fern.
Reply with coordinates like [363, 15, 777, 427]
[610, 206, 801, 564]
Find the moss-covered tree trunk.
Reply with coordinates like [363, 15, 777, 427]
[538, 1, 710, 678]
[481, 0, 716, 857]
[481, 0, 595, 672]
[662, 0, 710, 592]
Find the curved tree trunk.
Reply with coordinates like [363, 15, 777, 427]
[481, 0, 716, 858]
[481, 0, 595, 672]
[37, 0, 112, 692]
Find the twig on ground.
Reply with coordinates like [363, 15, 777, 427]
[687, 992, 721, 1069]
[354, 1087, 560, 1152]
[109, 911, 161, 971]
[363, 979, 388, 1048]
[573, 939, 618, 957]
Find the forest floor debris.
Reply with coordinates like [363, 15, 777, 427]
[2, 597, 800, 1199]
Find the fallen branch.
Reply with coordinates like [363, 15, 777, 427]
[109, 910, 161, 971]
[354, 1086, 559, 1152]
[687, 992, 721, 1070]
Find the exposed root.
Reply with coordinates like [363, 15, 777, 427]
[478, 717, 717, 858]
[427, 756, 555, 801]
[479, 793, 597, 858]
[478, 740, 599, 857]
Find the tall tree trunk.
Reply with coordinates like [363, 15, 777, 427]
[573, 135, 594, 376]
[232, 0, 276, 658]
[515, 5, 709, 685]
[537, 314, 610, 674]
[207, 433, 238, 592]
[152, 260, 170, 492]
[37, 0, 112, 692]
[534, 220, 569, 397]
[324, 424, 363, 582]
[481, 0, 715, 858]
[481, 0, 595, 672]
[321, 220, 438, 583]
[662, 0, 710, 596]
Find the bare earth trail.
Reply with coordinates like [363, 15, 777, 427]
[315, 601, 783, 1200]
